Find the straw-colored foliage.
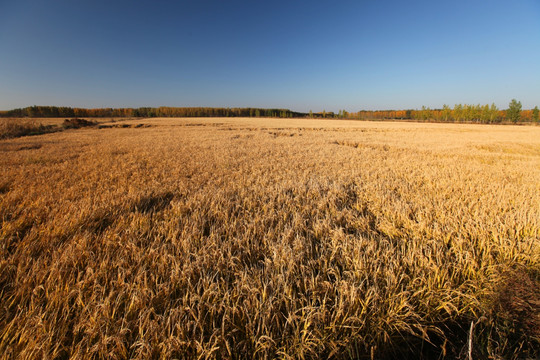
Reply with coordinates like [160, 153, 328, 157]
[1, 118, 539, 359]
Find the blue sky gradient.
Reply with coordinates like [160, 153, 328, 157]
[1, 0, 539, 111]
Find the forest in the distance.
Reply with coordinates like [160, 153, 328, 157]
[1, 99, 538, 124]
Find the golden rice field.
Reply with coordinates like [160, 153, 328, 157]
[0, 117, 539, 359]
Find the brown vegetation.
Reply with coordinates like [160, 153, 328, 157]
[62, 118, 97, 129]
[0, 118, 539, 359]
[0, 118, 133, 140]
[0, 119, 57, 139]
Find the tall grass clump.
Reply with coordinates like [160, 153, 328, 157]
[0, 118, 57, 139]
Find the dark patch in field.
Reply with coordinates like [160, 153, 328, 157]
[481, 267, 540, 358]
[110, 149, 128, 156]
[131, 192, 175, 214]
[181, 122, 224, 127]
[81, 211, 115, 235]
[62, 118, 97, 129]
[16, 144, 42, 151]
[98, 123, 153, 129]
[0, 181, 11, 194]
[3, 217, 35, 255]
[333, 140, 390, 151]
[231, 134, 254, 139]
[0, 184, 10, 195]
[268, 131, 299, 138]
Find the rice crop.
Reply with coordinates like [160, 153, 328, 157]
[1, 118, 538, 359]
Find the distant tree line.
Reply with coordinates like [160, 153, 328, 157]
[1, 101, 538, 123]
[0, 106, 303, 119]
[335, 100, 539, 123]
[403, 101, 538, 123]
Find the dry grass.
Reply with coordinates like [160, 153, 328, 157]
[0, 119, 57, 139]
[1, 117, 131, 126]
[0, 118, 539, 359]
[0, 118, 129, 140]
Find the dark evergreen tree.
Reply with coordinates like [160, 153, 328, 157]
[507, 99, 522, 123]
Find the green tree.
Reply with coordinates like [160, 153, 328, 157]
[507, 99, 522, 123]
[480, 104, 490, 123]
[454, 104, 463, 122]
[532, 106, 539, 122]
[442, 104, 451, 122]
[420, 106, 432, 121]
[405, 110, 412, 119]
[489, 103, 499, 123]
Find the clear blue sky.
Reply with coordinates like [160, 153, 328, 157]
[1, 0, 539, 112]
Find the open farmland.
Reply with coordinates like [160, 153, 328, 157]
[0, 118, 539, 359]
